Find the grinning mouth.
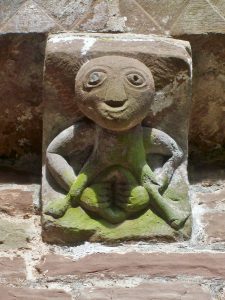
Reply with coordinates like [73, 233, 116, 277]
[99, 100, 128, 116]
[104, 99, 127, 108]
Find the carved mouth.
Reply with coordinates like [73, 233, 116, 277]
[104, 100, 127, 108]
[100, 100, 128, 117]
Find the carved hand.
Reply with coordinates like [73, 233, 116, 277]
[140, 163, 161, 189]
[156, 167, 173, 193]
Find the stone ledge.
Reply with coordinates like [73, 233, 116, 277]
[77, 282, 211, 300]
[37, 252, 225, 279]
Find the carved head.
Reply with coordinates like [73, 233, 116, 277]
[75, 56, 155, 131]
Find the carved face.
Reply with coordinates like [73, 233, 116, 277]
[75, 56, 155, 131]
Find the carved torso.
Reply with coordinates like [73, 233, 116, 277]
[90, 125, 146, 178]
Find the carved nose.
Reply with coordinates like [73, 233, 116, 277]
[105, 99, 127, 108]
[105, 80, 127, 104]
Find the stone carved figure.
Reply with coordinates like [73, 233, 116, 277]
[45, 56, 189, 229]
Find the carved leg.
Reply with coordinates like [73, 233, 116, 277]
[144, 181, 188, 229]
[44, 165, 99, 218]
[44, 193, 72, 218]
[140, 163, 189, 229]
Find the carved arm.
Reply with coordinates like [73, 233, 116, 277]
[143, 127, 184, 191]
[46, 121, 95, 192]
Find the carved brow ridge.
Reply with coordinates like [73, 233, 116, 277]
[88, 65, 145, 72]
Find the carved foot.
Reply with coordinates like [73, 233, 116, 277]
[44, 195, 71, 218]
[156, 203, 189, 230]
[154, 200, 189, 230]
[169, 213, 190, 230]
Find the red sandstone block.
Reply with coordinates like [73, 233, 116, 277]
[203, 212, 225, 243]
[37, 252, 225, 279]
[0, 189, 33, 216]
[0, 257, 26, 281]
[197, 188, 225, 208]
[0, 285, 72, 300]
[77, 282, 211, 300]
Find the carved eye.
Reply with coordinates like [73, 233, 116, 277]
[126, 73, 145, 87]
[87, 71, 106, 87]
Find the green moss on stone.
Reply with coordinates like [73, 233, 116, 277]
[52, 206, 186, 243]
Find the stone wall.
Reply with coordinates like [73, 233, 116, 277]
[0, 1, 225, 299]
[0, 0, 225, 171]
[0, 166, 225, 299]
[0, 33, 45, 166]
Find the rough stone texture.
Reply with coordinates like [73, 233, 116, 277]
[189, 164, 225, 190]
[0, 218, 34, 250]
[186, 35, 225, 165]
[119, 0, 189, 34]
[76, 0, 109, 32]
[0, 0, 26, 25]
[0, 189, 33, 216]
[43, 207, 191, 244]
[0, 33, 45, 171]
[120, 0, 225, 35]
[42, 33, 192, 243]
[119, 0, 163, 35]
[0, 0, 124, 33]
[35, 0, 93, 30]
[0, 167, 40, 184]
[0, 0, 61, 33]
[75, 0, 126, 33]
[77, 282, 211, 300]
[1, 0, 225, 35]
[210, 0, 225, 18]
[135, 0, 189, 31]
[203, 212, 225, 243]
[37, 252, 225, 279]
[197, 188, 225, 209]
[101, 0, 126, 33]
[0, 257, 26, 281]
[171, 0, 225, 35]
[0, 286, 72, 300]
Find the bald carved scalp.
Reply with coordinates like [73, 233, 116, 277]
[75, 55, 155, 131]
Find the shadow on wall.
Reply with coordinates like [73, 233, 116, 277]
[0, 33, 47, 174]
[180, 34, 225, 166]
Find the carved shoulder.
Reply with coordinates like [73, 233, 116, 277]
[143, 127, 183, 158]
[47, 120, 95, 156]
